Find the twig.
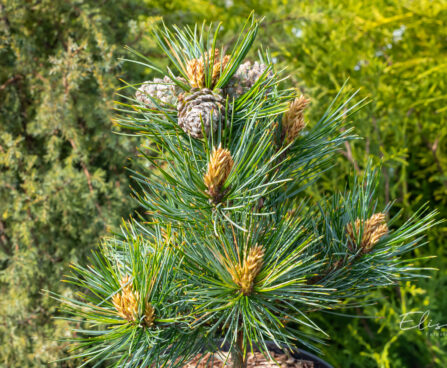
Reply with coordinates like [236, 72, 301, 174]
[0, 219, 12, 256]
[356, 307, 374, 340]
[0, 75, 22, 92]
[371, 116, 391, 203]
[429, 138, 447, 187]
[69, 139, 104, 218]
[416, 121, 447, 188]
[342, 140, 360, 173]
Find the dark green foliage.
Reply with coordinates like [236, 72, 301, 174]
[59, 223, 204, 367]
[0, 1, 142, 365]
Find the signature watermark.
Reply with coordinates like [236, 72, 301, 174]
[400, 310, 447, 336]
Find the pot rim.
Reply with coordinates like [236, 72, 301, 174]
[209, 339, 334, 368]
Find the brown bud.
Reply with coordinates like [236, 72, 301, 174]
[231, 246, 265, 295]
[282, 95, 310, 144]
[346, 213, 389, 253]
[203, 144, 234, 202]
[186, 49, 230, 88]
[112, 275, 155, 327]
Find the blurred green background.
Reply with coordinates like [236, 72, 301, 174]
[1, 0, 446, 367]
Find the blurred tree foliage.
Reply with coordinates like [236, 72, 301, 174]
[1, 0, 446, 367]
[0, 1, 140, 365]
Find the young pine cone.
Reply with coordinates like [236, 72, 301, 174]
[346, 213, 389, 253]
[224, 61, 272, 100]
[203, 145, 234, 202]
[282, 95, 310, 144]
[186, 48, 230, 89]
[177, 88, 226, 139]
[231, 246, 265, 296]
[112, 275, 155, 328]
[136, 76, 184, 109]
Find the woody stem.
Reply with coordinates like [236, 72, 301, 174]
[231, 329, 247, 368]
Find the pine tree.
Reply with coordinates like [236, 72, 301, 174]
[57, 16, 438, 367]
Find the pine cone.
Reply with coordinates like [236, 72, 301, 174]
[136, 76, 184, 109]
[224, 61, 271, 100]
[177, 88, 226, 139]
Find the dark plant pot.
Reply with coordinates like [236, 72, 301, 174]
[265, 341, 333, 368]
[288, 348, 333, 368]
[213, 340, 333, 368]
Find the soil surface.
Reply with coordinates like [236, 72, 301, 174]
[183, 351, 314, 368]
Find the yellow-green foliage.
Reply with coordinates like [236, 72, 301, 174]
[278, 1, 447, 208]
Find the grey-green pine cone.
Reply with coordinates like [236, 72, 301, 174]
[136, 76, 184, 108]
[177, 88, 226, 139]
[224, 61, 271, 100]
